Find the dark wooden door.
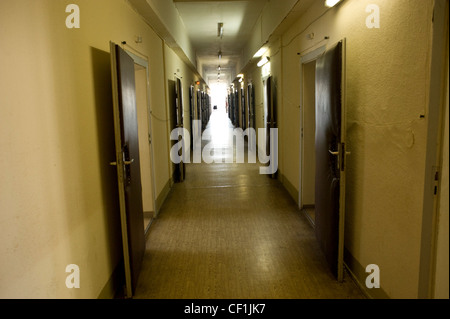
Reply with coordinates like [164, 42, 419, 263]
[174, 77, 185, 181]
[241, 88, 246, 130]
[189, 85, 194, 150]
[110, 42, 145, 297]
[247, 84, 255, 130]
[314, 40, 347, 281]
[264, 76, 277, 179]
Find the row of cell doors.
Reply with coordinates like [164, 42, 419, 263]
[227, 78, 276, 180]
[170, 78, 212, 183]
[109, 38, 349, 298]
[190, 86, 212, 131]
[227, 84, 256, 132]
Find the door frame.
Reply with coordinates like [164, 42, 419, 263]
[125, 50, 158, 219]
[418, 0, 449, 299]
[173, 75, 185, 182]
[298, 45, 327, 211]
[298, 39, 347, 282]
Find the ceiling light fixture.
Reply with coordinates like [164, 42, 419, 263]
[218, 22, 224, 38]
[253, 47, 268, 58]
[257, 56, 270, 67]
[218, 51, 222, 60]
[217, 65, 221, 71]
[325, 0, 341, 7]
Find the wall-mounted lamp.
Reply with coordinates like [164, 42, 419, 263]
[325, 0, 341, 7]
[257, 56, 270, 67]
[218, 23, 224, 38]
[253, 46, 268, 58]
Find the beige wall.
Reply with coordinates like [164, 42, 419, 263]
[240, 0, 438, 298]
[0, 0, 183, 298]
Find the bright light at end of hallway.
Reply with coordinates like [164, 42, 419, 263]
[210, 82, 228, 112]
[325, 0, 341, 8]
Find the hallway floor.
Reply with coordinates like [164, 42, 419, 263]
[133, 110, 365, 299]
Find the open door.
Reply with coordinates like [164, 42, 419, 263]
[247, 83, 255, 151]
[174, 77, 185, 182]
[264, 76, 277, 179]
[314, 39, 347, 281]
[189, 85, 195, 151]
[110, 42, 146, 298]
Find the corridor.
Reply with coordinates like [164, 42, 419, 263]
[0, 0, 448, 300]
[133, 110, 364, 299]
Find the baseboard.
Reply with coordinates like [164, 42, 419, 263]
[280, 173, 299, 206]
[300, 205, 315, 229]
[155, 179, 171, 217]
[97, 262, 124, 299]
[344, 247, 390, 299]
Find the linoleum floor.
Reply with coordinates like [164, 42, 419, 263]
[133, 109, 365, 299]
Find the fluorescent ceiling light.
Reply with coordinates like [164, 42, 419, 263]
[253, 47, 268, 58]
[257, 56, 270, 67]
[325, 0, 341, 7]
[218, 23, 224, 38]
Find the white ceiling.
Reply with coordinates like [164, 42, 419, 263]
[174, 0, 268, 85]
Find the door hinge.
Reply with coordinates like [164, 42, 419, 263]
[433, 166, 440, 195]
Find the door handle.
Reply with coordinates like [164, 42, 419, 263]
[124, 159, 134, 165]
[329, 149, 351, 156]
[109, 159, 134, 166]
[329, 150, 339, 156]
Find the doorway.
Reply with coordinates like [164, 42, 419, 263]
[300, 60, 316, 225]
[298, 46, 326, 225]
[127, 51, 157, 233]
[298, 41, 347, 281]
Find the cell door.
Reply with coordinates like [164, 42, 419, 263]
[314, 40, 347, 282]
[189, 85, 194, 150]
[110, 42, 145, 298]
[241, 88, 246, 130]
[174, 77, 185, 182]
[264, 76, 277, 179]
[247, 84, 255, 130]
[247, 84, 256, 151]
